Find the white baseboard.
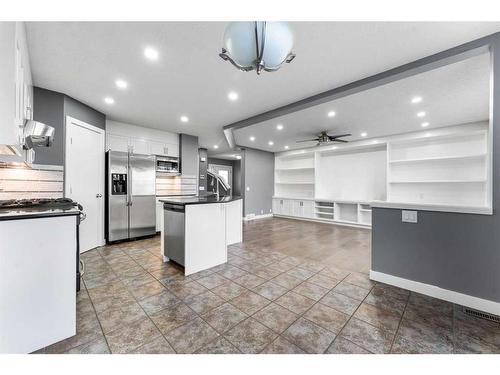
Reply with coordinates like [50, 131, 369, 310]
[244, 213, 273, 221]
[370, 270, 500, 316]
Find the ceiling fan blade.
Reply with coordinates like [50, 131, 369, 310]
[333, 139, 349, 143]
[328, 133, 352, 139]
[296, 139, 319, 143]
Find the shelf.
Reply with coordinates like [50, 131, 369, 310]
[389, 154, 486, 164]
[359, 209, 372, 213]
[275, 182, 315, 185]
[389, 179, 487, 184]
[275, 167, 315, 171]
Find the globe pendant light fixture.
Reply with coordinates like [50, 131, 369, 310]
[219, 22, 296, 75]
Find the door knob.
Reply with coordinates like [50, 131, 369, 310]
[96, 193, 103, 198]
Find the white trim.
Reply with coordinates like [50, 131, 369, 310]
[370, 270, 500, 316]
[244, 213, 273, 221]
[65, 116, 106, 248]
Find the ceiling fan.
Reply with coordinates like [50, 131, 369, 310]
[296, 131, 351, 145]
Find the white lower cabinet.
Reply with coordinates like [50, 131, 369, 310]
[273, 198, 314, 219]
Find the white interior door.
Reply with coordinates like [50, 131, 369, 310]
[65, 116, 105, 252]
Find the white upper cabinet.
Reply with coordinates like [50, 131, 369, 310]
[105, 120, 179, 157]
[0, 22, 33, 148]
[106, 134, 129, 152]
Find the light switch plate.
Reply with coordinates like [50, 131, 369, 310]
[402, 210, 418, 223]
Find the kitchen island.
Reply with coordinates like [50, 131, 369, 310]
[159, 195, 242, 275]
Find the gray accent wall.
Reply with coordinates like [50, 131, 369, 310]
[372, 36, 500, 304]
[33, 87, 65, 165]
[242, 148, 274, 217]
[179, 134, 199, 177]
[32, 87, 105, 166]
[207, 157, 242, 196]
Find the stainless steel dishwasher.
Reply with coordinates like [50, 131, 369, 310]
[163, 203, 186, 266]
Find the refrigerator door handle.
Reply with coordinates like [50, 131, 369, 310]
[129, 161, 133, 206]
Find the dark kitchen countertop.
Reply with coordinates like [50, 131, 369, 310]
[0, 207, 81, 221]
[159, 195, 242, 206]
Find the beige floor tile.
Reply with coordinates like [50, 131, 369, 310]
[252, 303, 298, 333]
[224, 318, 277, 354]
[261, 336, 305, 354]
[320, 291, 361, 315]
[184, 290, 225, 314]
[293, 281, 329, 301]
[166, 280, 207, 300]
[105, 317, 161, 354]
[354, 302, 402, 333]
[202, 303, 248, 333]
[233, 273, 267, 289]
[286, 267, 315, 281]
[196, 273, 230, 289]
[282, 317, 336, 354]
[217, 265, 248, 280]
[129, 280, 166, 301]
[230, 290, 271, 315]
[253, 281, 289, 301]
[308, 274, 340, 289]
[340, 318, 394, 354]
[333, 280, 371, 301]
[303, 303, 350, 333]
[138, 290, 181, 314]
[96, 301, 147, 333]
[211, 281, 246, 301]
[149, 302, 198, 334]
[64, 337, 110, 354]
[275, 291, 315, 315]
[164, 317, 219, 354]
[129, 336, 176, 354]
[326, 337, 371, 354]
[196, 337, 240, 354]
[271, 273, 303, 289]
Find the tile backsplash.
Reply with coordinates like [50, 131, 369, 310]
[0, 164, 64, 200]
[156, 174, 197, 196]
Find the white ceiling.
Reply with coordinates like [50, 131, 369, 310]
[234, 52, 490, 151]
[25, 22, 500, 153]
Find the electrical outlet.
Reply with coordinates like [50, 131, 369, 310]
[402, 210, 418, 223]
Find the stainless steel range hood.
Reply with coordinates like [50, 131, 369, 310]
[0, 120, 55, 165]
[23, 120, 55, 149]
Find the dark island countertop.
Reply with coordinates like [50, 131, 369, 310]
[0, 207, 81, 221]
[159, 195, 242, 206]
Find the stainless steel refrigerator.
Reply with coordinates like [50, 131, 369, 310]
[106, 151, 156, 242]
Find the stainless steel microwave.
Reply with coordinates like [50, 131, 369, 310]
[156, 156, 180, 174]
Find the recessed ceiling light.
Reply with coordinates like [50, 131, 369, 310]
[213, 145, 219, 149]
[180, 116, 189, 123]
[411, 96, 422, 104]
[236, 155, 242, 159]
[144, 47, 159, 61]
[104, 97, 115, 105]
[372, 140, 379, 144]
[360, 132, 367, 137]
[331, 146, 337, 150]
[284, 145, 289, 150]
[268, 141, 274, 146]
[276, 124, 284, 130]
[228, 91, 239, 101]
[417, 111, 426, 118]
[327, 111, 336, 118]
[115, 79, 128, 89]
[249, 136, 255, 142]
[421, 122, 430, 128]
[425, 132, 432, 137]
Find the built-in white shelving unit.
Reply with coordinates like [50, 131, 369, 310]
[274, 153, 315, 199]
[387, 130, 489, 207]
[273, 122, 491, 228]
